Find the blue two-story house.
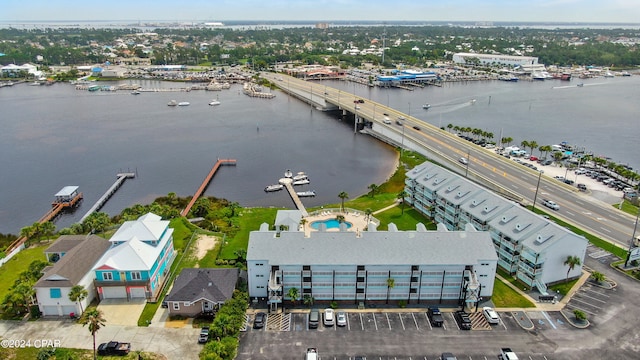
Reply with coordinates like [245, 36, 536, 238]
[93, 213, 176, 301]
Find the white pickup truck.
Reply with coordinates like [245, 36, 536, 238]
[499, 347, 519, 360]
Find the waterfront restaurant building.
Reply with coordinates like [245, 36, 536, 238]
[404, 162, 588, 295]
[247, 222, 497, 311]
[452, 52, 538, 67]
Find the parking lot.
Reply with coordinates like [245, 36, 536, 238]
[246, 309, 509, 333]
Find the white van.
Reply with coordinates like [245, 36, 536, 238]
[305, 347, 318, 360]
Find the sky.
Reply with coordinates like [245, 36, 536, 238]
[3, 0, 640, 24]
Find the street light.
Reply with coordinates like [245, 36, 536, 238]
[532, 170, 544, 212]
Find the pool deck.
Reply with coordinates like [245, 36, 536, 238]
[303, 208, 374, 237]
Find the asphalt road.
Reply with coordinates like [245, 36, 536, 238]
[263, 73, 636, 248]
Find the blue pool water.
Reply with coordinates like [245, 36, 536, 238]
[310, 219, 353, 230]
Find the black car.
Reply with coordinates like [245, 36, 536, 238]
[454, 311, 472, 330]
[577, 183, 587, 191]
[412, 125, 421, 131]
[253, 312, 266, 329]
[427, 307, 444, 327]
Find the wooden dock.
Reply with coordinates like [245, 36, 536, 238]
[181, 158, 237, 217]
[283, 181, 309, 217]
[79, 172, 136, 223]
[5, 189, 83, 253]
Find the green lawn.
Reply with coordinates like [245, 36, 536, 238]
[491, 278, 535, 308]
[219, 207, 279, 259]
[0, 245, 47, 304]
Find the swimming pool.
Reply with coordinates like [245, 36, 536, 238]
[310, 218, 353, 230]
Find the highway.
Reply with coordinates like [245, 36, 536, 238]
[262, 72, 636, 250]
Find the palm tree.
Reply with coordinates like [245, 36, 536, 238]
[336, 214, 346, 224]
[564, 255, 582, 283]
[539, 145, 552, 159]
[287, 287, 299, 306]
[386, 277, 395, 304]
[590, 271, 605, 284]
[501, 137, 513, 147]
[68, 285, 88, 315]
[520, 140, 529, 151]
[365, 208, 373, 222]
[397, 190, 408, 214]
[338, 191, 349, 213]
[80, 308, 106, 360]
[368, 184, 378, 198]
[528, 140, 538, 156]
[447, 123, 453, 132]
[303, 294, 315, 308]
[553, 151, 564, 166]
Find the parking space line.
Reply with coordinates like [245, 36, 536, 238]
[541, 311, 556, 329]
[385, 313, 392, 330]
[359, 313, 364, 331]
[570, 297, 603, 310]
[347, 313, 350, 331]
[582, 288, 610, 298]
[576, 292, 607, 303]
[373, 312, 378, 330]
[424, 312, 432, 330]
[412, 313, 419, 330]
[565, 303, 598, 316]
[398, 313, 405, 330]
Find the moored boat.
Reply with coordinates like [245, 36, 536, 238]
[167, 100, 178, 106]
[178, 102, 190, 106]
[292, 172, 308, 181]
[209, 99, 221, 106]
[296, 190, 316, 197]
[422, 104, 431, 109]
[284, 169, 293, 178]
[498, 75, 519, 82]
[264, 184, 284, 192]
[131, 90, 141, 95]
[292, 179, 310, 186]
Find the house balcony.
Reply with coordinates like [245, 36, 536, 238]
[94, 279, 149, 287]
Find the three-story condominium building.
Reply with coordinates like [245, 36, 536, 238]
[404, 162, 587, 294]
[247, 221, 498, 311]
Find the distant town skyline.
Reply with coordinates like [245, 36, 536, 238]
[3, 0, 640, 24]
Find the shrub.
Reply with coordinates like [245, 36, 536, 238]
[573, 309, 587, 321]
[330, 301, 338, 309]
[398, 300, 407, 308]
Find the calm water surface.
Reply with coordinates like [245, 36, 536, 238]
[2, 75, 639, 234]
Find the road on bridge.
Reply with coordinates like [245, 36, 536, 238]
[262, 72, 636, 250]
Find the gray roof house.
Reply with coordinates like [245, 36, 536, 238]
[35, 235, 111, 317]
[165, 268, 239, 317]
[44, 235, 85, 263]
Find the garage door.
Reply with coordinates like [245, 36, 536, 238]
[101, 286, 127, 299]
[42, 305, 58, 316]
[129, 287, 146, 299]
[61, 305, 76, 316]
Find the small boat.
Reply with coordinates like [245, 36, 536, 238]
[178, 102, 190, 106]
[604, 71, 615, 78]
[131, 90, 141, 95]
[292, 179, 310, 186]
[422, 104, 431, 110]
[209, 99, 221, 106]
[498, 75, 519, 82]
[264, 184, 284, 192]
[296, 190, 316, 197]
[292, 172, 308, 181]
[88, 85, 101, 91]
[167, 100, 178, 106]
[621, 71, 631, 77]
[284, 169, 293, 178]
[577, 83, 584, 87]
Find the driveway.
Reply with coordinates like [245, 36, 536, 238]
[97, 298, 146, 326]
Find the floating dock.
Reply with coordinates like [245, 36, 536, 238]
[79, 172, 136, 223]
[281, 179, 309, 217]
[181, 158, 237, 217]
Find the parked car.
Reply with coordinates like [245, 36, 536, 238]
[529, 155, 538, 161]
[482, 306, 500, 325]
[441, 352, 458, 360]
[198, 326, 210, 344]
[454, 310, 472, 330]
[323, 308, 334, 326]
[308, 308, 320, 329]
[336, 311, 347, 327]
[305, 347, 319, 360]
[577, 183, 587, 191]
[253, 312, 266, 329]
[563, 179, 575, 185]
[427, 307, 444, 327]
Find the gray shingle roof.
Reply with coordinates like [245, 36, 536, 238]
[165, 268, 239, 303]
[44, 235, 85, 254]
[35, 235, 111, 288]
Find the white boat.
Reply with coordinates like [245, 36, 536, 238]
[296, 190, 316, 197]
[422, 104, 431, 109]
[532, 72, 546, 80]
[131, 90, 141, 95]
[292, 179, 310, 186]
[178, 102, 190, 106]
[167, 100, 178, 106]
[292, 172, 308, 181]
[284, 169, 293, 178]
[264, 184, 284, 192]
[209, 99, 221, 106]
[604, 71, 615, 78]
